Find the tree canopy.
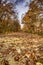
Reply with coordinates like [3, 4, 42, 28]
[0, 0, 20, 33]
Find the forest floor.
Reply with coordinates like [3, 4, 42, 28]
[0, 32, 43, 65]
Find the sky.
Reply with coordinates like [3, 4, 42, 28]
[7, 0, 30, 28]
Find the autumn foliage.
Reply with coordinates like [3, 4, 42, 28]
[0, 0, 20, 33]
[22, 0, 43, 34]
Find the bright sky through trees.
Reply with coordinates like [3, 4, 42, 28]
[8, 0, 30, 28]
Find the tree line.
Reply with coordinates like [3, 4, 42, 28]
[0, 0, 43, 35]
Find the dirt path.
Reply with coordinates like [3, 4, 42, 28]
[0, 33, 43, 65]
